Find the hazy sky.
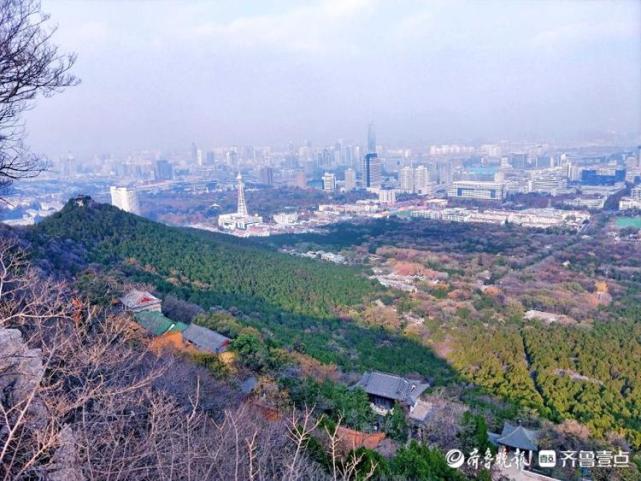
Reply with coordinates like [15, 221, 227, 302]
[23, 0, 641, 156]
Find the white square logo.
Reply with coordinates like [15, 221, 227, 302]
[538, 450, 557, 468]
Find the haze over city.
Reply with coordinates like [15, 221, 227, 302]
[23, 0, 641, 157]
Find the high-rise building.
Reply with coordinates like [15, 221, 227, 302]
[293, 170, 306, 189]
[191, 142, 198, 164]
[353, 146, 362, 171]
[236, 173, 248, 217]
[206, 151, 215, 165]
[414, 166, 430, 193]
[154, 159, 173, 181]
[110, 186, 140, 214]
[344, 168, 356, 191]
[196, 149, 203, 167]
[399, 166, 414, 193]
[259, 166, 274, 186]
[343, 145, 353, 166]
[367, 122, 376, 154]
[322, 172, 336, 192]
[362, 153, 381, 189]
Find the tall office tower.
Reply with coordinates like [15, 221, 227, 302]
[154, 159, 173, 181]
[343, 145, 353, 166]
[259, 166, 274, 186]
[399, 166, 414, 193]
[294, 170, 306, 189]
[344, 168, 356, 191]
[322, 172, 336, 192]
[191, 142, 198, 164]
[196, 149, 204, 166]
[414, 165, 429, 193]
[510, 153, 528, 170]
[206, 151, 215, 165]
[362, 153, 382, 189]
[236, 173, 248, 217]
[333, 148, 341, 167]
[110, 186, 140, 214]
[367, 122, 376, 154]
[353, 146, 362, 170]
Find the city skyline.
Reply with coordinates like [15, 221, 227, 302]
[20, 0, 641, 158]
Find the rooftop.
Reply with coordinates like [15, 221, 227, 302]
[490, 423, 539, 452]
[134, 311, 188, 337]
[182, 323, 231, 354]
[120, 289, 161, 310]
[354, 371, 429, 406]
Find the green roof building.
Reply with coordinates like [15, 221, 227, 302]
[134, 311, 188, 336]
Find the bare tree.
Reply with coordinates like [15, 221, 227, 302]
[0, 0, 78, 190]
[0, 240, 377, 481]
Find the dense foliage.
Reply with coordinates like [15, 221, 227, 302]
[31, 199, 456, 384]
[33, 199, 374, 319]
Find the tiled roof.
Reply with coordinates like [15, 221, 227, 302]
[134, 311, 188, 336]
[182, 324, 230, 353]
[120, 289, 161, 309]
[354, 371, 429, 405]
[497, 423, 539, 451]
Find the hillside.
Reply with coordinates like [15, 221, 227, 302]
[32, 197, 374, 318]
[30, 197, 454, 382]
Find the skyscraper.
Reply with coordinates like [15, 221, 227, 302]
[367, 122, 376, 154]
[236, 173, 248, 217]
[362, 122, 381, 189]
[362, 153, 381, 189]
[110, 186, 140, 214]
[399, 166, 414, 193]
[190, 142, 198, 164]
[293, 170, 306, 189]
[154, 159, 173, 181]
[414, 166, 430, 193]
[344, 168, 356, 191]
[259, 166, 274, 186]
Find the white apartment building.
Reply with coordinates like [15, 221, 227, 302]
[619, 186, 641, 210]
[399, 166, 414, 193]
[344, 168, 356, 191]
[378, 189, 397, 205]
[448, 181, 506, 201]
[110, 186, 141, 214]
[322, 172, 336, 192]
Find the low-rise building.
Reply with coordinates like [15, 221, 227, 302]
[120, 289, 162, 313]
[182, 323, 230, 354]
[354, 371, 429, 414]
[448, 181, 506, 201]
[273, 212, 299, 225]
[488, 423, 539, 453]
